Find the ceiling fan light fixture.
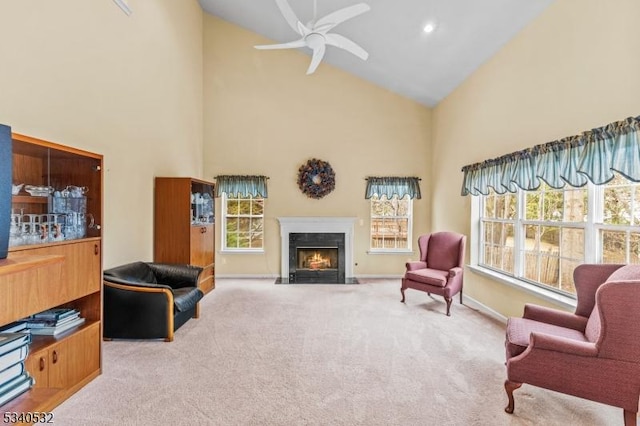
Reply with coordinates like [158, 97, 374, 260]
[305, 33, 325, 49]
[113, 0, 132, 16]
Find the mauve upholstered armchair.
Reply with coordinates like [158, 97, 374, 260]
[401, 232, 466, 316]
[504, 264, 640, 426]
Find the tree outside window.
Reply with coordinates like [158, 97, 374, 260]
[223, 195, 264, 250]
[477, 176, 640, 296]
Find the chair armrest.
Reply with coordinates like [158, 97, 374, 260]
[523, 304, 588, 332]
[103, 281, 175, 340]
[529, 332, 598, 357]
[148, 263, 203, 289]
[406, 261, 427, 271]
[448, 267, 463, 278]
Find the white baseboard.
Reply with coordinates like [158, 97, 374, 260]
[355, 274, 403, 279]
[215, 274, 279, 279]
[215, 274, 404, 280]
[462, 294, 508, 324]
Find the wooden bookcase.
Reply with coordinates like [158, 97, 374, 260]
[154, 177, 215, 294]
[0, 132, 103, 414]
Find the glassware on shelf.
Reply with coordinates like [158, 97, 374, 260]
[52, 188, 91, 240]
[11, 183, 23, 195]
[9, 183, 94, 246]
[24, 185, 54, 197]
[202, 193, 213, 223]
[8, 210, 69, 246]
[9, 209, 23, 246]
[24, 214, 42, 244]
[191, 192, 214, 224]
[62, 212, 94, 240]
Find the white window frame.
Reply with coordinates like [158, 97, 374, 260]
[221, 193, 265, 253]
[471, 179, 640, 301]
[369, 194, 413, 253]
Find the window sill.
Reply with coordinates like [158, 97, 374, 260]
[468, 264, 577, 310]
[367, 249, 413, 255]
[220, 249, 265, 254]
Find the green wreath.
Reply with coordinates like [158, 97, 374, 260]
[297, 158, 336, 199]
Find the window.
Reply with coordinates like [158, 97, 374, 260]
[476, 176, 640, 296]
[599, 174, 640, 264]
[481, 192, 516, 275]
[370, 195, 412, 251]
[222, 194, 264, 251]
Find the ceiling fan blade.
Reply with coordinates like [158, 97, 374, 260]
[306, 44, 326, 75]
[312, 23, 335, 34]
[254, 39, 306, 50]
[324, 33, 369, 61]
[276, 0, 304, 35]
[112, 0, 132, 16]
[297, 21, 311, 36]
[315, 3, 370, 30]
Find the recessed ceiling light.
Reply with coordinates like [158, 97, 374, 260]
[423, 23, 436, 34]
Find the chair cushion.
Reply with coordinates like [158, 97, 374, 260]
[405, 268, 449, 287]
[173, 287, 204, 312]
[506, 317, 588, 358]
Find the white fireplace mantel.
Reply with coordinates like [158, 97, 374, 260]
[277, 217, 356, 279]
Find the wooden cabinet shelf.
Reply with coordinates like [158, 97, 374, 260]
[154, 177, 215, 294]
[0, 254, 64, 277]
[0, 132, 103, 414]
[11, 195, 48, 204]
[28, 320, 101, 354]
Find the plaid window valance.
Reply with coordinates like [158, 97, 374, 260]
[461, 115, 640, 196]
[365, 176, 422, 199]
[214, 175, 268, 198]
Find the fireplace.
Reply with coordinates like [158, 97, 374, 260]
[289, 233, 345, 283]
[277, 217, 357, 284]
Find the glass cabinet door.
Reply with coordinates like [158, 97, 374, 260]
[10, 135, 102, 248]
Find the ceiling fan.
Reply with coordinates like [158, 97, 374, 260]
[112, 0, 132, 16]
[254, 0, 371, 75]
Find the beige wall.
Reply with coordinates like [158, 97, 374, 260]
[433, 0, 640, 317]
[203, 16, 432, 277]
[0, 0, 204, 268]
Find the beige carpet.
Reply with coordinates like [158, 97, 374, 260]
[53, 279, 621, 425]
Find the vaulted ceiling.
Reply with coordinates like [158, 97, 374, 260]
[198, 0, 555, 107]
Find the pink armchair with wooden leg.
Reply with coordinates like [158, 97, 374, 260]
[401, 232, 466, 316]
[504, 264, 640, 426]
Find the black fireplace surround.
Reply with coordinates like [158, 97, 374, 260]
[288, 233, 345, 283]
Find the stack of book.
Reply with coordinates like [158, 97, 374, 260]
[0, 321, 30, 335]
[0, 333, 34, 407]
[24, 308, 85, 336]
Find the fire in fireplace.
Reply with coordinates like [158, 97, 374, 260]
[289, 233, 345, 283]
[297, 248, 337, 270]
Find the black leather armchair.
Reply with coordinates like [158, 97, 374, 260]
[103, 261, 204, 342]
